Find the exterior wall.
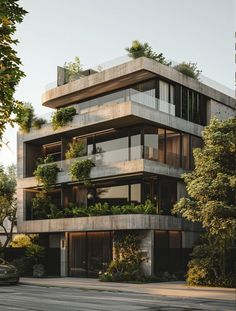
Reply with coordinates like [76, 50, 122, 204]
[17, 214, 201, 234]
[140, 230, 154, 276]
[207, 99, 236, 123]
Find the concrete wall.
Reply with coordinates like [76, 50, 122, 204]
[140, 230, 154, 276]
[42, 57, 235, 110]
[207, 99, 236, 123]
[17, 214, 202, 234]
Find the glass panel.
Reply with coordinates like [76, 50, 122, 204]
[159, 179, 177, 215]
[87, 232, 112, 277]
[131, 184, 141, 203]
[181, 87, 188, 120]
[182, 134, 190, 170]
[130, 134, 141, 160]
[95, 131, 128, 164]
[170, 85, 175, 104]
[155, 231, 169, 248]
[166, 130, 180, 167]
[169, 231, 181, 248]
[158, 128, 165, 163]
[144, 126, 158, 161]
[69, 232, 87, 277]
[43, 142, 62, 162]
[94, 185, 129, 205]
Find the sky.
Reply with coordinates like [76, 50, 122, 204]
[0, 0, 235, 166]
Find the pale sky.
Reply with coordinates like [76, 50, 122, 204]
[0, 0, 235, 167]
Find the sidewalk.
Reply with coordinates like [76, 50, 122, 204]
[21, 277, 236, 301]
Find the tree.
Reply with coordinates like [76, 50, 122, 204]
[125, 40, 171, 66]
[0, 164, 17, 249]
[0, 0, 27, 146]
[173, 117, 236, 286]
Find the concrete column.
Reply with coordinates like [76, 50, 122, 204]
[60, 232, 68, 277]
[140, 230, 154, 276]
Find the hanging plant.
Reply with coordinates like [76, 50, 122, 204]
[34, 157, 59, 191]
[70, 158, 95, 186]
[65, 139, 86, 159]
[32, 117, 47, 129]
[51, 107, 77, 130]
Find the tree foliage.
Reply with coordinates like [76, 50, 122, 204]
[126, 40, 171, 66]
[64, 56, 83, 82]
[0, 164, 17, 249]
[173, 117, 236, 286]
[0, 0, 27, 145]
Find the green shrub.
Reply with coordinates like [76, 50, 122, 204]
[10, 257, 34, 276]
[126, 40, 171, 66]
[16, 103, 34, 133]
[174, 62, 201, 80]
[69, 158, 95, 185]
[65, 139, 87, 159]
[64, 56, 83, 82]
[26, 244, 45, 265]
[99, 231, 145, 282]
[32, 192, 55, 219]
[32, 117, 47, 129]
[51, 107, 77, 130]
[34, 162, 59, 190]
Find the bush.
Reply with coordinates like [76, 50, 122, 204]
[69, 158, 95, 185]
[65, 140, 87, 159]
[26, 244, 45, 265]
[174, 62, 201, 80]
[51, 107, 77, 130]
[34, 162, 59, 190]
[16, 103, 34, 133]
[10, 234, 32, 248]
[99, 231, 145, 282]
[32, 117, 47, 129]
[10, 257, 34, 276]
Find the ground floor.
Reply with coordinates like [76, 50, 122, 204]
[38, 228, 200, 278]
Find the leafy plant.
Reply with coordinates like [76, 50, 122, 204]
[16, 103, 34, 133]
[100, 231, 145, 282]
[65, 139, 87, 159]
[51, 107, 77, 130]
[16, 103, 46, 132]
[64, 56, 83, 82]
[32, 117, 47, 129]
[34, 162, 59, 191]
[174, 62, 202, 80]
[26, 244, 45, 265]
[10, 234, 33, 248]
[70, 158, 95, 185]
[126, 40, 171, 66]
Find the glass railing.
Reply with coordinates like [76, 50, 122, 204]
[45, 54, 234, 98]
[40, 146, 143, 172]
[36, 88, 176, 128]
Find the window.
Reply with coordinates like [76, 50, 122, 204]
[159, 80, 175, 115]
[166, 130, 181, 167]
[43, 142, 62, 161]
[144, 125, 158, 161]
[182, 134, 190, 169]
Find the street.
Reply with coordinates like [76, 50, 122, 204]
[0, 283, 235, 311]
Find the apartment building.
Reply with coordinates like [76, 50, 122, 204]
[17, 57, 235, 277]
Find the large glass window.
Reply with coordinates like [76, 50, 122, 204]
[166, 130, 181, 167]
[95, 131, 128, 164]
[158, 128, 165, 163]
[131, 80, 156, 109]
[159, 178, 177, 215]
[144, 126, 158, 161]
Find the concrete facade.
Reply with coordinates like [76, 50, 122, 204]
[17, 56, 235, 277]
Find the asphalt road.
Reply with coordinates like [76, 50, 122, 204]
[0, 284, 235, 311]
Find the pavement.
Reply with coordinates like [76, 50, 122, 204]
[20, 277, 236, 302]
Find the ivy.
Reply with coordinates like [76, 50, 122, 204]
[69, 158, 95, 185]
[51, 107, 77, 130]
[33, 157, 59, 191]
[99, 231, 145, 282]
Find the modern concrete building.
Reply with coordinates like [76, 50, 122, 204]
[17, 57, 235, 277]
